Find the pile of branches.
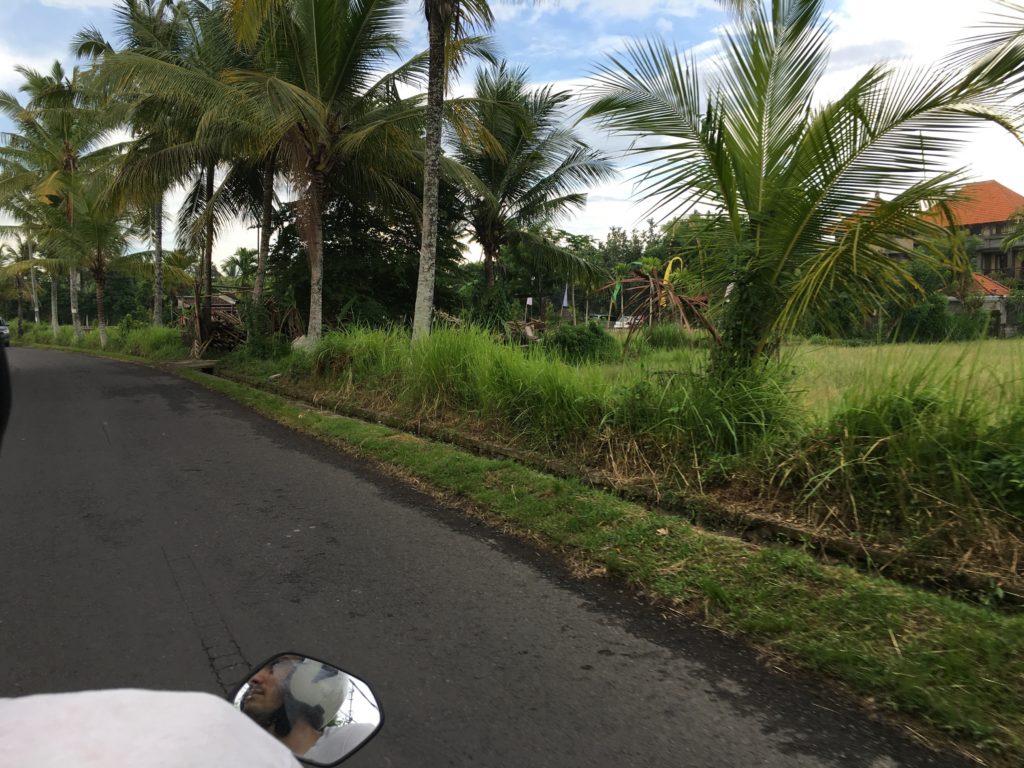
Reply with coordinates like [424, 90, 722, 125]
[604, 266, 720, 346]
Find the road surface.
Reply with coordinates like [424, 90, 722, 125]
[0, 348, 968, 767]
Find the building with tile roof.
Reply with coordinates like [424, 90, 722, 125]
[928, 180, 1024, 279]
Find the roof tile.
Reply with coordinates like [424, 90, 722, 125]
[932, 180, 1024, 227]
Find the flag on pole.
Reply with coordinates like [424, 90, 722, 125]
[526, 296, 533, 306]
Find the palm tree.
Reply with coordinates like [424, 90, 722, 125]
[0, 234, 42, 325]
[223, 246, 258, 284]
[0, 62, 122, 342]
[216, 0, 430, 345]
[113, 0, 430, 346]
[453, 63, 615, 290]
[583, 0, 1023, 370]
[412, 0, 494, 339]
[1, 196, 67, 337]
[45, 170, 138, 348]
[74, 0, 192, 328]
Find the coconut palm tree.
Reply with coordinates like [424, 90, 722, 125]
[411, 0, 494, 339]
[453, 63, 615, 290]
[0, 196, 67, 337]
[0, 234, 42, 325]
[112, 0, 430, 346]
[583, 0, 1023, 370]
[0, 62, 123, 342]
[223, 246, 258, 284]
[74, 0, 193, 328]
[44, 169, 139, 348]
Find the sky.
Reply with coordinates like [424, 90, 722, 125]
[1, 0, 1022, 264]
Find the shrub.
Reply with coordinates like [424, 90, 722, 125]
[977, 451, 1024, 517]
[640, 323, 708, 350]
[114, 326, 188, 360]
[542, 321, 620, 364]
[775, 361, 1024, 544]
[117, 313, 141, 337]
[609, 363, 800, 462]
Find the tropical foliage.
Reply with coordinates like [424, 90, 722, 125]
[583, 0, 1023, 368]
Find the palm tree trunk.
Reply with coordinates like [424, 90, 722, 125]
[412, 5, 447, 340]
[15, 274, 23, 337]
[70, 269, 83, 342]
[254, 153, 275, 304]
[304, 169, 325, 346]
[50, 275, 59, 338]
[202, 163, 215, 339]
[153, 196, 164, 326]
[94, 263, 108, 349]
[28, 243, 40, 324]
[484, 247, 497, 289]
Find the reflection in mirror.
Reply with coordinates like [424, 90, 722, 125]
[234, 654, 382, 766]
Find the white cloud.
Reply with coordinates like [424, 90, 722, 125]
[655, 17, 674, 34]
[525, 0, 716, 21]
[37, 0, 115, 7]
[552, 0, 1024, 239]
[0, 41, 61, 90]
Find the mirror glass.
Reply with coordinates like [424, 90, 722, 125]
[233, 654, 382, 766]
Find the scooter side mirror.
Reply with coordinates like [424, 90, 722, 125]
[231, 653, 382, 767]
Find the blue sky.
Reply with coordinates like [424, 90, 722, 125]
[1, 0, 1022, 260]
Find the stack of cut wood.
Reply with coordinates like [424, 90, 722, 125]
[207, 309, 246, 349]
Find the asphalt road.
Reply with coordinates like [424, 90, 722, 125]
[0, 348, 970, 768]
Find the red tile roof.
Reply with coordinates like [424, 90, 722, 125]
[972, 272, 1011, 297]
[930, 180, 1024, 227]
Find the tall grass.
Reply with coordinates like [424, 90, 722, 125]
[14, 321, 188, 360]
[298, 326, 799, 476]
[263, 326, 1023, 574]
[774, 351, 1024, 563]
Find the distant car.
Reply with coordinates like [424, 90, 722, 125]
[612, 316, 638, 330]
[0, 318, 8, 347]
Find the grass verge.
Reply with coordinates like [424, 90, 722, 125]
[181, 368, 1024, 766]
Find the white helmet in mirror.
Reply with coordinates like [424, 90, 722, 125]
[287, 659, 349, 730]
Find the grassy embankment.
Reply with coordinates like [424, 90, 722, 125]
[216, 326, 1024, 588]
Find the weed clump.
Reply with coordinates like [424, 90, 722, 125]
[542, 321, 620, 364]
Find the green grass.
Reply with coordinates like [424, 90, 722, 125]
[212, 326, 1024, 578]
[13, 321, 189, 361]
[181, 368, 1024, 765]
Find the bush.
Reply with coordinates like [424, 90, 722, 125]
[542, 321, 620, 364]
[776, 362, 1024, 543]
[639, 323, 699, 350]
[946, 309, 990, 341]
[114, 326, 188, 360]
[609, 363, 800, 461]
[892, 293, 951, 342]
[978, 451, 1024, 517]
[117, 313, 141, 337]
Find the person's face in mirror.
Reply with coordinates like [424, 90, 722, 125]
[241, 657, 298, 726]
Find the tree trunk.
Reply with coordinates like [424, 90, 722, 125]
[484, 247, 497, 289]
[412, 7, 447, 341]
[201, 163, 215, 339]
[254, 153, 275, 305]
[70, 269, 83, 342]
[153, 196, 164, 326]
[15, 274, 23, 337]
[94, 263, 108, 349]
[50, 275, 59, 338]
[303, 169, 325, 346]
[711, 277, 775, 373]
[28, 243, 39, 324]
